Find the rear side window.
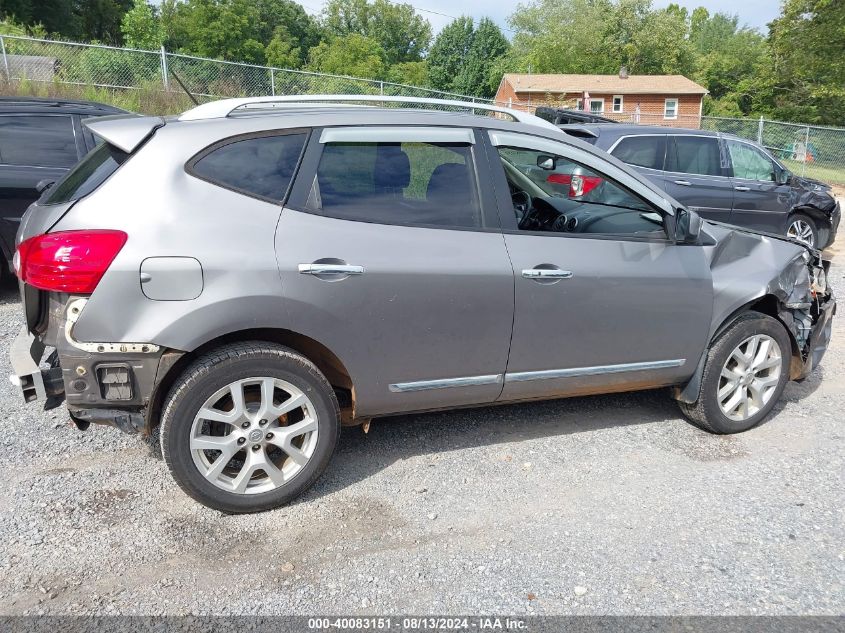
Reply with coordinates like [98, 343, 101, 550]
[666, 136, 722, 176]
[189, 132, 307, 202]
[0, 115, 78, 168]
[305, 141, 482, 228]
[43, 142, 127, 205]
[611, 136, 666, 171]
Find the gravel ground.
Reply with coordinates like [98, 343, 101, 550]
[0, 250, 843, 617]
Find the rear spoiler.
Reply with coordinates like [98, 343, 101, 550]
[559, 125, 600, 139]
[83, 114, 165, 153]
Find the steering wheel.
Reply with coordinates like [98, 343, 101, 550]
[512, 190, 535, 228]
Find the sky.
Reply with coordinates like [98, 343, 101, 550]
[302, 0, 783, 35]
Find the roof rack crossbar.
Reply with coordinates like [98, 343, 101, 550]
[177, 94, 559, 131]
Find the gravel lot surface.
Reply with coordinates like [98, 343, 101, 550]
[0, 250, 843, 617]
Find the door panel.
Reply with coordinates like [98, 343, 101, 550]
[663, 135, 733, 222]
[276, 209, 514, 416]
[500, 235, 712, 401]
[725, 139, 792, 232]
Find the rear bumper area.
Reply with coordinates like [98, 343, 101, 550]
[9, 327, 57, 404]
[796, 294, 836, 380]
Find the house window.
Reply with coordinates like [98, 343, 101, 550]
[589, 98, 604, 114]
[612, 95, 623, 113]
[576, 98, 583, 110]
[664, 98, 679, 120]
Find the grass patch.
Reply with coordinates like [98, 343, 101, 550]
[781, 159, 845, 187]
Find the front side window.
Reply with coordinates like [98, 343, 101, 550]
[0, 115, 78, 168]
[190, 132, 307, 202]
[664, 98, 678, 120]
[496, 145, 665, 238]
[305, 141, 482, 228]
[611, 135, 666, 171]
[666, 136, 722, 177]
[726, 140, 775, 181]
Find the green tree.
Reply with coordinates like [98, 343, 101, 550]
[307, 33, 387, 79]
[265, 26, 302, 69]
[77, 0, 134, 44]
[452, 18, 509, 97]
[426, 16, 474, 92]
[386, 60, 428, 86]
[322, 0, 432, 64]
[162, 0, 265, 63]
[121, 0, 163, 49]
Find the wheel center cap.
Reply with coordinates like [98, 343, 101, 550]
[742, 371, 754, 386]
[248, 428, 264, 443]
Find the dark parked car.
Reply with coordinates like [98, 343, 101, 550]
[535, 106, 620, 125]
[0, 97, 127, 278]
[562, 124, 841, 249]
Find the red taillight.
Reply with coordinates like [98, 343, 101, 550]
[15, 230, 127, 293]
[547, 172, 603, 198]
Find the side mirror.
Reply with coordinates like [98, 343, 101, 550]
[675, 207, 702, 244]
[36, 179, 55, 194]
[537, 155, 556, 170]
[776, 169, 791, 185]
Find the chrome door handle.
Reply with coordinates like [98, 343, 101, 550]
[298, 263, 364, 276]
[734, 186, 751, 192]
[674, 180, 692, 186]
[522, 268, 573, 280]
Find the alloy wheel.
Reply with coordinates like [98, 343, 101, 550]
[787, 219, 815, 247]
[190, 377, 319, 494]
[717, 334, 782, 422]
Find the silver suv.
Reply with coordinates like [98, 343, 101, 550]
[10, 96, 836, 513]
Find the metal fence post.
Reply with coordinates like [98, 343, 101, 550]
[379, 81, 384, 96]
[270, 68, 275, 96]
[803, 125, 810, 177]
[160, 46, 169, 90]
[0, 36, 10, 83]
[757, 116, 764, 145]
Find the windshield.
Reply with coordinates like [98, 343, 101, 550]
[43, 142, 127, 205]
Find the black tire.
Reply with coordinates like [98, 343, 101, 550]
[786, 213, 819, 248]
[679, 313, 791, 434]
[160, 342, 340, 513]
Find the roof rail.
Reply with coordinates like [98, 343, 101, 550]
[177, 94, 559, 131]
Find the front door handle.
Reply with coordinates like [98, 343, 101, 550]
[674, 180, 692, 186]
[298, 263, 364, 276]
[734, 186, 751, 192]
[522, 268, 573, 280]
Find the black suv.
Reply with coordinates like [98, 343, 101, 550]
[563, 124, 841, 249]
[0, 97, 127, 277]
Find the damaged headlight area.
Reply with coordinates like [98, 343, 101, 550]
[778, 251, 835, 378]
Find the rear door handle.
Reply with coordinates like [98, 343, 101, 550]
[298, 263, 364, 276]
[522, 268, 573, 280]
[734, 186, 751, 192]
[674, 180, 692, 186]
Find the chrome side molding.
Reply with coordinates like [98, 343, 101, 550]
[389, 374, 503, 393]
[505, 359, 686, 383]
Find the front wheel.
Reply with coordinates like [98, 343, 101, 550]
[786, 213, 818, 248]
[679, 313, 791, 434]
[160, 342, 340, 513]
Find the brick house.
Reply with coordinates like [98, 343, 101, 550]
[494, 72, 708, 127]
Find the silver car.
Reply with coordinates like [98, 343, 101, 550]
[9, 95, 836, 513]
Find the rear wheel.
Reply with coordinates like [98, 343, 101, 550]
[160, 342, 340, 513]
[786, 213, 818, 248]
[679, 313, 791, 434]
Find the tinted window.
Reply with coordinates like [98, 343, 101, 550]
[305, 142, 482, 228]
[611, 136, 666, 171]
[43, 142, 127, 205]
[496, 146, 665, 237]
[667, 136, 722, 176]
[0, 115, 78, 168]
[191, 133, 307, 201]
[727, 140, 775, 181]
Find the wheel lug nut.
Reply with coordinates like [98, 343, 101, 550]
[237, 437, 246, 445]
[252, 444, 261, 451]
[241, 421, 249, 429]
[259, 419, 268, 426]
[265, 432, 274, 440]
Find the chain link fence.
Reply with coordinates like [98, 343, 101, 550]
[0, 34, 491, 111]
[2, 34, 844, 186]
